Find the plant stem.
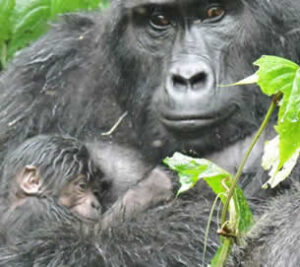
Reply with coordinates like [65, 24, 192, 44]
[203, 195, 220, 265]
[215, 238, 232, 267]
[220, 93, 281, 227]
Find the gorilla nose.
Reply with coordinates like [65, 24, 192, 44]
[168, 61, 213, 92]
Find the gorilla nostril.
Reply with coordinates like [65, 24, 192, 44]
[92, 201, 100, 210]
[172, 75, 189, 88]
[190, 72, 207, 89]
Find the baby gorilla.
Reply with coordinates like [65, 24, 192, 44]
[0, 135, 105, 244]
[0, 135, 173, 246]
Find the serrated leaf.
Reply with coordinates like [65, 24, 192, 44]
[254, 56, 299, 96]
[251, 55, 300, 174]
[262, 136, 300, 188]
[275, 69, 300, 168]
[163, 152, 230, 199]
[280, 69, 300, 122]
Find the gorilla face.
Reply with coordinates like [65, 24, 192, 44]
[112, 0, 285, 158]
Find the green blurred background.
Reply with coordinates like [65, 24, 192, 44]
[0, 0, 109, 70]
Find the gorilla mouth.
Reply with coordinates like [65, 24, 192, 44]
[159, 106, 237, 132]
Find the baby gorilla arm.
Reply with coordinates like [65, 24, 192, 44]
[101, 166, 173, 229]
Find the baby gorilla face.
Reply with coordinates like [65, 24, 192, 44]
[58, 175, 102, 223]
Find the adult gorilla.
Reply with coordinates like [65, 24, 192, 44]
[0, 0, 300, 266]
[1, 0, 299, 166]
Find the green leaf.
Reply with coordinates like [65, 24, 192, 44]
[0, 42, 8, 69]
[0, 0, 15, 41]
[252, 56, 300, 173]
[8, 0, 51, 59]
[50, 0, 102, 17]
[233, 187, 253, 232]
[254, 56, 299, 96]
[163, 152, 230, 199]
[275, 69, 300, 168]
[99, 0, 109, 9]
[6, 0, 105, 60]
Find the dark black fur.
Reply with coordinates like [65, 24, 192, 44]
[0, 0, 300, 266]
[0, 195, 219, 267]
[0, 197, 76, 247]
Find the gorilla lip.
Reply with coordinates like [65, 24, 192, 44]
[159, 106, 237, 132]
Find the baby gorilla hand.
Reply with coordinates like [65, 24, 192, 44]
[101, 167, 173, 229]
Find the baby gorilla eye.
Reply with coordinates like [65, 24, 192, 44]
[76, 182, 88, 191]
[206, 6, 225, 21]
[149, 13, 171, 30]
[92, 190, 103, 201]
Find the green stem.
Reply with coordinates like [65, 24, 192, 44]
[220, 93, 280, 227]
[215, 238, 232, 267]
[203, 194, 221, 265]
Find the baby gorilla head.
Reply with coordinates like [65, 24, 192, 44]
[1, 135, 106, 223]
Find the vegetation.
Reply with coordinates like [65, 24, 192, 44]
[0, 0, 108, 70]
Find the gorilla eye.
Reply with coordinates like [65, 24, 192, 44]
[149, 14, 171, 30]
[77, 182, 88, 191]
[93, 190, 101, 198]
[206, 6, 225, 20]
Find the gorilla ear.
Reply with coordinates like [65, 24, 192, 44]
[19, 165, 41, 195]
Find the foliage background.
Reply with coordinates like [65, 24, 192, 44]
[0, 0, 109, 70]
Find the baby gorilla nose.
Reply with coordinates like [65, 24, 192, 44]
[91, 200, 101, 210]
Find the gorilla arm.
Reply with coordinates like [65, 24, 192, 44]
[101, 166, 173, 229]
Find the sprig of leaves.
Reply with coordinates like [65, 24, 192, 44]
[164, 152, 253, 233]
[255, 57, 300, 170]
[164, 153, 253, 266]
[236, 56, 300, 187]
